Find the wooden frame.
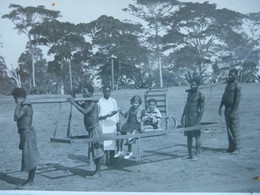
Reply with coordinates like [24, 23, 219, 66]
[49, 89, 218, 163]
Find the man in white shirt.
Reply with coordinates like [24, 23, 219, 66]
[98, 86, 119, 165]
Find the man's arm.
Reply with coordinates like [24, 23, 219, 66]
[231, 83, 241, 114]
[119, 107, 130, 118]
[67, 97, 95, 115]
[99, 110, 118, 120]
[14, 103, 30, 121]
[181, 104, 187, 126]
[218, 91, 225, 116]
[195, 93, 205, 125]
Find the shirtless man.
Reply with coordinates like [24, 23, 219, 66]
[181, 79, 205, 159]
[218, 68, 241, 153]
[67, 84, 104, 178]
[11, 88, 40, 187]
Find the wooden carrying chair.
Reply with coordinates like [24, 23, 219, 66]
[128, 88, 177, 162]
[143, 88, 176, 131]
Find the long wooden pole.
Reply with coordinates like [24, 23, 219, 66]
[69, 60, 73, 93]
[111, 58, 114, 91]
[67, 60, 73, 138]
[30, 97, 98, 104]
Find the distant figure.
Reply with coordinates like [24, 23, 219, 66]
[181, 79, 205, 159]
[67, 84, 104, 178]
[141, 98, 162, 132]
[218, 68, 241, 153]
[98, 86, 119, 165]
[115, 95, 143, 159]
[11, 88, 40, 188]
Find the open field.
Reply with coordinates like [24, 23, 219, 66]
[0, 83, 260, 193]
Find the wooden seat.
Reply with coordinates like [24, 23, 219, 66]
[144, 88, 176, 131]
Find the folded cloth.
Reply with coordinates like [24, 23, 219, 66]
[19, 127, 40, 171]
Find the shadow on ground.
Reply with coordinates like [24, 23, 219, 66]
[0, 172, 26, 186]
[37, 163, 94, 179]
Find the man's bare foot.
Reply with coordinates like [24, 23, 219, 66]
[92, 172, 102, 179]
[86, 172, 102, 179]
[192, 156, 199, 161]
[18, 181, 33, 189]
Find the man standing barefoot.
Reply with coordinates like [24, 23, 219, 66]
[67, 84, 104, 178]
[181, 79, 205, 159]
[218, 68, 241, 153]
[98, 86, 119, 165]
[12, 88, 40, 188]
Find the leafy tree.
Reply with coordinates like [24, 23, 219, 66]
[32, 20, 92, 94]
[238, 61, 259, 83]
[2, 4, 60, 88]
[214, 12, 260, 82]
[81, 15, 150, 88]
[17, 48, 55, 93]
[0, 56, 15, 94]
[244, 12, 260, 44]
[235, 12, 260, 64]
[163, 2, 244, 81]
[123, 0, 182, 87]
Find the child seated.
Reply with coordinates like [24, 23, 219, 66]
[114, 95, 143, 159]
[141, 98, 162, 132]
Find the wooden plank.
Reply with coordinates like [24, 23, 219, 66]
[70, 122, 219, 143]
[176, 123, 219, 133]
[70, 135, 89, 139]
[150, 99, 166, 103]
[146, 88, 168, 92]
[50, 123, 218, 144]
[156, 105, 166, 108]
[31, 97, 99, 104]
[50, 137, 72, 144]
[145, 94, 166, 97]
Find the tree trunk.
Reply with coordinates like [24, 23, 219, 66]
[32, 51, 36, 87]
[60, 82, 64, 95]
[158, 48, 163, 88]
[29, 36, 36, 88]
[69, 60, 73, 94]
[156, 26, 163, 88]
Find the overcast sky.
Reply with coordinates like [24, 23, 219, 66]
[0, 0, 260, 69]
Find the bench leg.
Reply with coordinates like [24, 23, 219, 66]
[88, 142, 91, 160]
[136, 137, 141, 162]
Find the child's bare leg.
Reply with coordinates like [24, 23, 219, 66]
[128, 144, 132, 153]
[116, 134, 123, 152]
[119, 139, 123, 150]
[128, 130, 138, 144]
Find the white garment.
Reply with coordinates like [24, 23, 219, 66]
[98, 97, 119, 150]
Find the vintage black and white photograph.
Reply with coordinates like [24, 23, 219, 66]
[0, 0, 260, 194]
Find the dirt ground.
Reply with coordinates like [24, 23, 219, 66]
[0, 83, 260, 193]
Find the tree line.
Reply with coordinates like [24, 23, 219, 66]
[0, 0, 259, 95]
